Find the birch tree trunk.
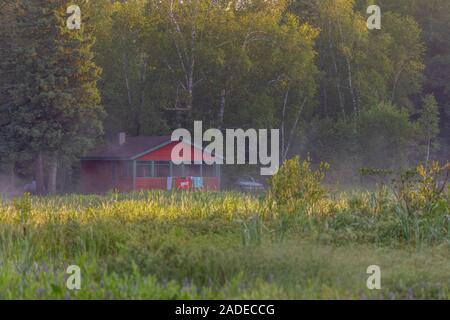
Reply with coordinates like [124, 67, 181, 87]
[336, 14, 359, 115]
[345, 55, 358, 115]
[328, 25, 346, 119]
[283, 98, 307, 161]
[391, 67, 403, 103]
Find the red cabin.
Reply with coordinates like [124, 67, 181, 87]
[80, 134, 221, 194]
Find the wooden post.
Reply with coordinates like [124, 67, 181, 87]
[132, 160, 136, 191]
[151, 161, 155, 177]
[216, 164, 221, 190]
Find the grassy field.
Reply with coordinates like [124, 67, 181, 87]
[0, 185, 449, 299]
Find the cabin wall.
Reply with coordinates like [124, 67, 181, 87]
[81, 140, 221, 194]
[135, 177, 220, 190]
[135, 178, 166, 190]
[81, 160, 134, 194]
[81, 161, 114, 194]
[203, 177, 220, 190]
[117, 161, 134, 192]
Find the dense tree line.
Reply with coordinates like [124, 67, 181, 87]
[1, 0, 104, 193]
[0, 0, 448, 192]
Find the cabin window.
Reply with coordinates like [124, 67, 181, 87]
[136, 161, 217, 178]
[172, 164, 184, 177]
[122, 161, 134, 177]
[136, 161, 153, 178]
[185, 164, 201, 176]
[202, 163, 218, 177]
[154, 161, 170, 177]
[112, 161, 117, 183]
[171, 164, 202, 177]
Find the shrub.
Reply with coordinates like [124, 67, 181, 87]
[268, 156, 329, 214]
[392, 161, 450, 216]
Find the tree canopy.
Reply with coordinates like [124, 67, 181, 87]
[1, 0, 448, 191]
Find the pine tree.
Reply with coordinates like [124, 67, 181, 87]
[8, 0, 104, 194]
[0, 0, 21, 187]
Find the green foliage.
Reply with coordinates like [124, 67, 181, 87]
[269, 156, 329, 213]
[308, 102, 416, 180]
[392, 161, 450, 216]
[3, 0, 105, 193]
[292, 0, 425, 119]
[381, 12, 425, 108]
[1, 0, 448, 193]
[356, 102, 415, 168]
[355, 161, 450, 244]
[0, 190, 449, 299]
[378, 0, 450, 138]
[13, 192, 31, 235]
[417, 94, 440, 162]
[92, 0, 319, 134]
[11, 0, 104, 154]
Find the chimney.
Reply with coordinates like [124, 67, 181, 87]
[118, 132, 126, 146]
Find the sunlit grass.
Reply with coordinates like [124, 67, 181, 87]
[0, 190, 448, 299]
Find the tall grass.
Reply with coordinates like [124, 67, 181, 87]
[0, 185, 448, 299]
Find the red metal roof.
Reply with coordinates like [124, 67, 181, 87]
[82, 136, 172, 160]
